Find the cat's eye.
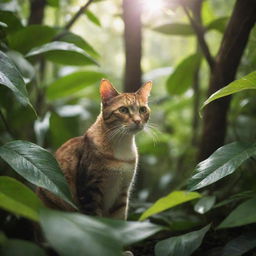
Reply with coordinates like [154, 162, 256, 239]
[119, 106, 129, 114]
[139, 106, 147, 113]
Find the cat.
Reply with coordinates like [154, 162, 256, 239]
[37, 79, 152, 220]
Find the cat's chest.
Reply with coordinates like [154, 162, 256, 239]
[112, 137, 137, 162]
[102, 161, 137, 211]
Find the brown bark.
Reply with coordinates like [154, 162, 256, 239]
[191, 0, 203, 146]
[28, 0, 46, 25]
[198, 0, 256, 161]
[122, 0, 142, 92]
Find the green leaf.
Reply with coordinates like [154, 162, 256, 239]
[194, 196, 216, 214]
[155, 224, 211, 256]
[26, 41, 98, 66]
[214, 191, 254, 209]
[86, 10, 101, 27]
[0, 176, 43, 222]
[8, 25, 57, 54]
[166, 54, 201, 95]
[47, 71, 104, 100]
[7, 50, 35, 82]
[40, 208, 163, 256]
[0, 21, 8, 27]
[0, 51, 34, 110]
[1, 239, 47, 256]
[206, 17, 229, 33]
[139, 191, 201, 221]
[0, 231, 7, 245]
[47, 0, 59, 7]
[0, 140, 76, 209]
[187, 142, 256, 191]
[202, 71, 256, 109]
[49, 112, 79, 149]
[218, 198, 256, 229]
[153, 23, 194, 36]
[0, 10, 23, 33]
[221, 232, 256, 256]
[99, 217, 163, 246]
[59, 32, 99, 57]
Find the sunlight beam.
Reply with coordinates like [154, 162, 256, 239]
[141, 0, 165, 15]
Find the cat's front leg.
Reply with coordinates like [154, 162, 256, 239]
[109, 191, 129, 220]
[76, 169, 104, 216]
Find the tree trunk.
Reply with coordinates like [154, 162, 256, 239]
[122, 0, 142, 92]
[28, 0, 46, 25]
[191, 0, 203, 146]
[198, 0, 256, 161]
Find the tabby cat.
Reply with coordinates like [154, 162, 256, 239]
[37, 79, 152, 220]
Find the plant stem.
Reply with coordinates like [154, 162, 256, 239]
[182, 3, 215, 71]
[65, 0, 94, 30]
[54, 0, 94, 40]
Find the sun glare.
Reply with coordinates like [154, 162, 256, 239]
[141, 0, 165, 15]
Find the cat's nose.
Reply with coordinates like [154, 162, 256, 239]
[134, 119, 141, 125]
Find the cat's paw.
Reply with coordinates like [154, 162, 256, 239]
[122, 251, 134, 256]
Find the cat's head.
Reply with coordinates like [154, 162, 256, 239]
[100, 79, 152, 135]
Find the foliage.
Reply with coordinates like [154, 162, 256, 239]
[187, 142, 256, 191]
[154, 225, 211, 256]
[0, 0, 256, 255]
[139, 190, 201, 221]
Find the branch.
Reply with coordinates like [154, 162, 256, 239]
[65, 0, 94, 30]
[54, 0, 94, 40]
[198, 0, 256, 161]
[182, 4, 215, 71]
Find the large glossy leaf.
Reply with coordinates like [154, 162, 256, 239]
[139, 191, 201, 221]
[26, 41, 98, 66]
[213, 191, 254, 209]
[153, 23, 194, 36]
[194, 195, 216, 214]
[188, 142, 256, 191]
[40, 209, 162, 256]
[0, 51, 34, 110]
[155, 224, 211, 256]
[0, 176, 43, 221]
[0, 140, 76, 209]
[202, 71, 256, 109]
[59, 32, 99, 57]
[7, 50, 35, 82]
[218, 198, 256, 229]
[166, 54, 201, 95]
[8, 25, 57, 54]
[1, 239, 47, 256]
[206, 17, 229, 33]
[47, 71, 104, 100]
[99, 217, 163, 246]
[221, 232, 256, 256]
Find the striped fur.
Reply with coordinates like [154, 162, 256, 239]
[37, 80, 152, 220]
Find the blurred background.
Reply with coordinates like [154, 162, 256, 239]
[1, 0, 256, 227]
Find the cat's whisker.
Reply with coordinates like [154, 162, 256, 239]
[144, 125, 159, 147]
[108, 128, 122, 142]
[147, 121, 159, 129]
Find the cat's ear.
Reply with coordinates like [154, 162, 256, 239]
[136, 81, 152, 101]
[100, 79, 119, 104]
